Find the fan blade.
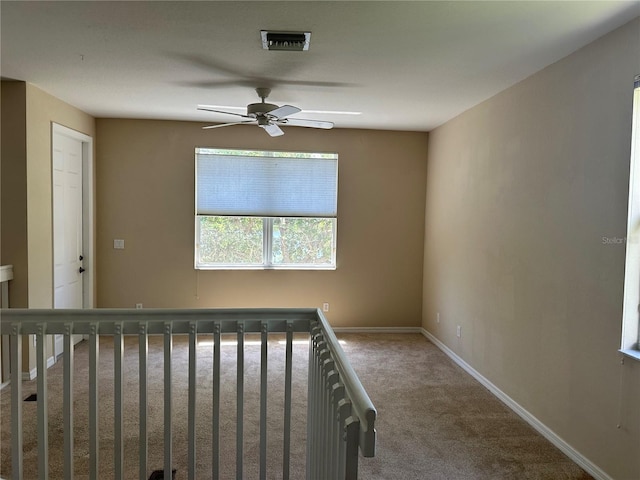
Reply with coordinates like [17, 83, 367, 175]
[261, 123, 284, 137]
[170, 53, 357, 89]
[177, 79, 254, 88]
[180, 79, 356, 89]
[202, 121, 255, 130]
[198, 106, 253, 119]
[280, 118, 334, 129]
[268, 104, 301, 119]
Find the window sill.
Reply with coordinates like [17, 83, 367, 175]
[620, 348, 640, 362]
[196, 265, 336, 271]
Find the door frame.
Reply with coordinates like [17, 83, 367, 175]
[51, 123, 95, 311]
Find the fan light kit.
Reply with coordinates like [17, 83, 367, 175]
[198, 88, 334, 137]
[261, 30, 311, 51]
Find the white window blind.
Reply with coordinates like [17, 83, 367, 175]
[196, 149, 338, 217]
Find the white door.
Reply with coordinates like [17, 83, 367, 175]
[53, 130, 84, 357]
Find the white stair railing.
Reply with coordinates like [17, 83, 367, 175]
[0, 308, 376, 480]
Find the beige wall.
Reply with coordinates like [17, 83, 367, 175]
[96, 120, 428, 327]
[1, 81, 29, 308]
[25, 84, 96, 309]
[423, 18, 640, 479]
[1, 81, 96, 372]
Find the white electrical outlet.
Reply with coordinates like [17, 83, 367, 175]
[322, 302, 330, 312]
[114, 239, 125, 249]
[135, 303, 143, 309]
[456, 325, 462, 338]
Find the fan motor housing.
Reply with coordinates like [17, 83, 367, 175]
[248, 102, 279, 116]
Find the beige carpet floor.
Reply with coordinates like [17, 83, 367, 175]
[0, 332, 591, 479]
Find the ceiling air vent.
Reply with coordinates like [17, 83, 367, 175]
[261, 30, 310, 51]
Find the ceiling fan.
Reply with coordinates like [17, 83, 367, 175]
[198, 88, 334, 137]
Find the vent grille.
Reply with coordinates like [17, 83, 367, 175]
[261, 30, 310, 51]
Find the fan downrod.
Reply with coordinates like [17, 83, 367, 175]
[255, 87, 271, 102]
[248, 88, 278, 116]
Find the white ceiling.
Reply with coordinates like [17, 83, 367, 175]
[1, 1, 639, 132]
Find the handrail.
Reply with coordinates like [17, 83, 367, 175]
[0, 307, 317, 335]
[0, 264, 14, 283]
[316, 311, 377, 457]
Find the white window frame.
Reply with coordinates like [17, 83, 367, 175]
[195, 148, 338, 271]
[621, 74, 640, 361]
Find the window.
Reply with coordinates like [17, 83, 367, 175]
[195, 148, 338, 270]
[621, 75, 640, 360]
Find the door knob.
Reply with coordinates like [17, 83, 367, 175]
[79, 267, 86, 273]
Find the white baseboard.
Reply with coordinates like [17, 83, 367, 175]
[21, 355, 56, 381]
[333, 326, 423, 334]
[420, 328, 612, 480]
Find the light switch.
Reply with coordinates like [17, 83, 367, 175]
[114, 239, 125, 249]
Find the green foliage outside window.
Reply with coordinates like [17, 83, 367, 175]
[198, 216, 263, 265]
[197, 216, 335, 267]
[272, 218, 334, 265]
